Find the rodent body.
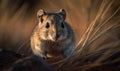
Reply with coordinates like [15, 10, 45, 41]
[31, 9, 75, 59]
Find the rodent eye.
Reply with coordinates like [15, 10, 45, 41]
[45, 22, 50, 28]
[61, 22, 65, 28]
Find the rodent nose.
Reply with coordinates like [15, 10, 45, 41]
[51, 31, 60, 41]
[56, 34, 60, 39]
[56, 32, 61, 40]
[55, 34, 59, 41]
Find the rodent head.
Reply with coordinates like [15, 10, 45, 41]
[37, 9, 68, 42]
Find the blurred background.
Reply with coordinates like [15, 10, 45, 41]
[0, 0, 90, 51]
[0, 0, 120, 71]
[0, 0, 120, 55]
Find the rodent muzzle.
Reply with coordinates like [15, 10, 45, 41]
[55, 34, 60, 41]
[50, 32, 61, 41]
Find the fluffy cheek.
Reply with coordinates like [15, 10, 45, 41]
[48, 32, 67, 41]
[42, 30, 68, 41]
[40, 34, 46, 40]
[48, 35, 54, 41]
[39, 31, 49, 40]
[45, 31, 54, 40]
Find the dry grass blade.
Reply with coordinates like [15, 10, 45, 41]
[0, 0, 120, 71]
[51, 0, 120, 71]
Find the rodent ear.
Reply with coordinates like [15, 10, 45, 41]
[37, 9, 46, 23]
[37, 9, 45, 18]
[58, 9, 66, 20]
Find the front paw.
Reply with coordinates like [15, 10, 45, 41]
[42, 56, 47, 60]
[40, 55, 47, 60]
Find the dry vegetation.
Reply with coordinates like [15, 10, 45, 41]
[0, 0, 120, 71]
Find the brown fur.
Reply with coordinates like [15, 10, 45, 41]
[31, 9, 75, 59]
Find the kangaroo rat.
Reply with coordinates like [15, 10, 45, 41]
[31, 9, 75, 59]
